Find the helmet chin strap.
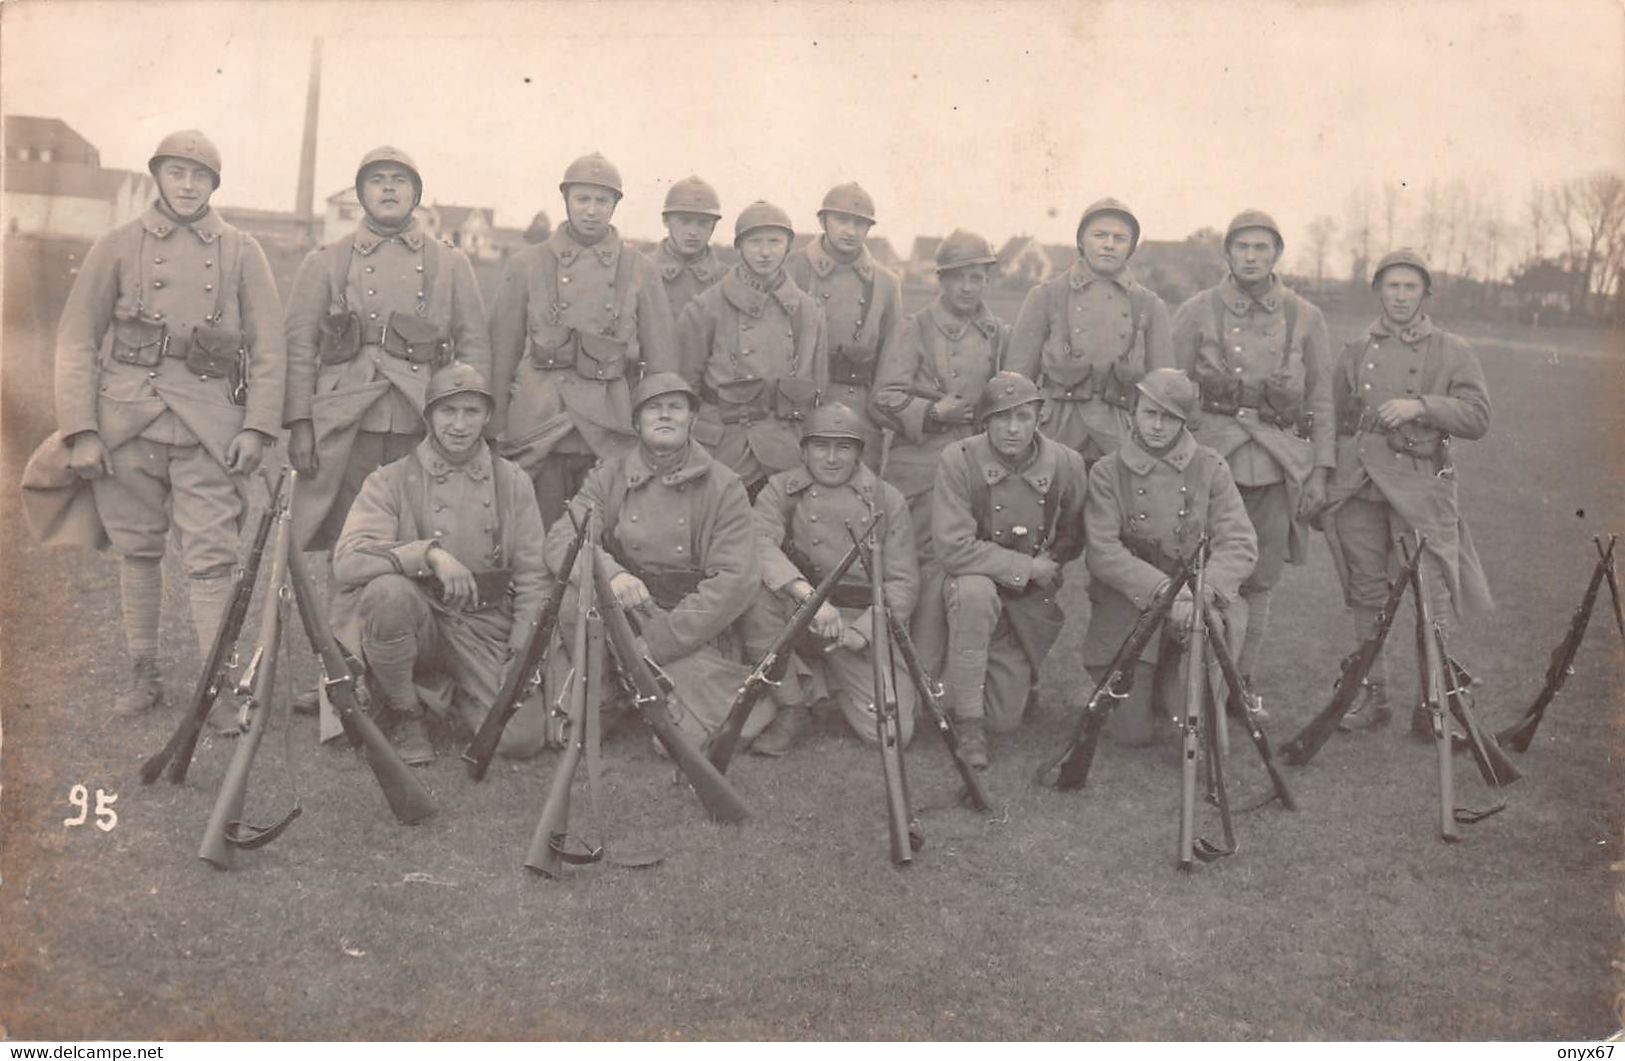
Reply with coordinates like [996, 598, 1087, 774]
[156, 190, 210, 225]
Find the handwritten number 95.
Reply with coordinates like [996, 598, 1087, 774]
[64, 784, 118, 832]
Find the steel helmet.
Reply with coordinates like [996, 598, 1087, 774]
[1224, 209, 1284, 252]
[148, 129, 222, 188]
[733, 200, 795, 245]
[560, 153, 624, 199]
[801, 402, 867, 446]
[355, 146, 424, 208]
[935, 229, 998, 272]
[631, 372, 699, 415]
[424, 362, 493, 415]
[818, 182, 877, 224]
[1371, 247, 1433, 292]
[976, 372, 1044, 424]
[1135, 368, 1199, 422]
[663, 176, 722, 219]
[1077, 197, 1141, 252]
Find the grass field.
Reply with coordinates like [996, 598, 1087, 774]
[1, 260, 1622, 1040]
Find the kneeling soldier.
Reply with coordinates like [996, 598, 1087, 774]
[543, 372, 761, 746]
[332, 363, 552, 764]
[1082, 369, 1257, 745]
[743, 402, 920, 756]
[932, 372, 1089, 766]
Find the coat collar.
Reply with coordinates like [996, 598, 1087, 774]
[971, 432, 1062, 494]
[1116, 429, 1196, 475]
[1369, 313, 1435, 345]
[655, 240, 721, 284]
[721, 264, 805, 317]
[549, 223, 623, 269]
[623, 441, 715, 491]
[928, 297, 999, 341]
[353, 217, 427, 255]
[142, 202, 225, 243]
[781, 460, 880, 502]
[416, 436, 493, 482]
[1220, 272, 1285, 314]
[806, 237, 874, 281]
[1068, 259, 1134, 293]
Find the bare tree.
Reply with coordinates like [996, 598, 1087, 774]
[1570, 171, 1625, 318]
[1344, 184, 1374, 281]
[1306, 215, 1337, 290]
[1525, 181, 1548, 261]
[1418, 180, 1444, 263]
[1381, 180, 1403, 249]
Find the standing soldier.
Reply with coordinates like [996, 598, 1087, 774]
[649, 176, 724, 324]
[489, 153, 677, 525]
[742, 402, 920, 757]
[1316, 249, 1492, 733]
[332, 363, 552, 764]
[1171, 210, 1335, 708]
[284, 146, 490, 552]
[43, 129, 285, 714]
[785, 182, 903, 463]
[677, 200, 827, 497]
[543, 373, 760, 746]
[1006, 198, 1173, 466]
[871, 229, 1009, 670]
[1082, 369, 1257, 745]
[932, 372, 1089, 766]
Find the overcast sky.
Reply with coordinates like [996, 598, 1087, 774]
[4, 0, 1622, 270]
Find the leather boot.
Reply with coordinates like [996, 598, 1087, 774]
[751, 703, 810, 758]
[291, 685, 321, 717]
[956, 717, 989, 769]
[395, 715, 435, 766]
[1338, 682, 1392, 732]
[113, 657, 164, 716]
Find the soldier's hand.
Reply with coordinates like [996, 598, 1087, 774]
[288, 420, 319, 474]
[830, 625, 868, 654]
[1376, 398, 1426, 429]
[67, 433, 112, 480]
[1298, 467, 1329, 519]
[609, 572, 652, 611]
[810, 600, 843, 641]
[931, 395, 972, 424]
[1030, 554, 1061, 587]
[225, 430, 267, 475]
[429, 547, 478, 609]
[1168, 597, 1195, 639]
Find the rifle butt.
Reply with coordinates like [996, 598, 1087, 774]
[1495, 710, 1540, 754]
[197, 697, 269, 870]
[463, 697, 516, 781]
[705, 683, 757, 775]
[878, 718, 914, 866]
[348, 708, 436, 823]
[1053, 714, 1106, 791]
[653, 718, 749, 824]
[523, 739, 582, 877]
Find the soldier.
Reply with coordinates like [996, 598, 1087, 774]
[284, 145, 491, 552]
[1005, 198, 1174, 466]
[332, 363, 552, 764]
[1170, 209, 1335, 708]
[1082, 369, 1257, 745]
[489, 153, 677, 525]
[649, 176, 724, 323]
[543, 372, 761, 746]
[1315, 249, 1493, 733]
[932, 372, 1089, 766]
[676, 200, 827, 496]
[743, 402, 920, 756]
[785, 182, 903, 463]
[49, 129, 285, 714]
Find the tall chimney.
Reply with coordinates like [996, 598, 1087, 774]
[295, 37, 323, 237]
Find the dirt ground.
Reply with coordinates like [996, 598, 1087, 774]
[1, 265, 1622, 1040]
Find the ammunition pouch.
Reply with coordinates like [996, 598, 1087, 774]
[826, 582, 874, 609]
[318, 310, 362, 365]
[1339, 402, 1448, 459]
[109, 317, 169, 367]
[708, 377, 769, 425]
[828, 348, 875, 387]
[1040, 342, 1093, 388]
[774, 377, 819, 421]
[527, 327, 577, 371]
[382, 313, 451, 366]
[575, 331, 631, 382]
[434, 568, 513, 611]
[1097, 359, 1140, 410]
[186, 325, 249, 405]
[1123, 533, 1185, 579]
[632, 567, 706, 612]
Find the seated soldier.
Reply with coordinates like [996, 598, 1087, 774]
[932, 372, 1089, 767]
[743, 402, 920, 757]
[1081, 368, 1257, 745]
[542, 372, 761, 747]
[332, 362, 553, 765]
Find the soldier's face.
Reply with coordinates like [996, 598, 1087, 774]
[636, 394, 693, 453]
[360, 165, 417, 225]
[939, 264, 989, 315]
[155, 160, 216, 216]
[740, 230, 791, 276]
[987, 402, 1041, 460]
[429, 394, 492, 455]
[1133, 399, 1185, 451]
[1080, 215, 1135, 275]
[803, 436, 862, 487]
[821, 211, 872, 256]
[1227, 229, 1281, 285]
[1378, 266, 1428, 324]
[565, 185, 619, 240]
[665, 212, 718, 257]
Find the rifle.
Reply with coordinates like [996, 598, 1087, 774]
[1279, 542, 1422, 766]
[590, 550, 749, 824]
[1407, 535, 1460, 842]
[199, 480, 298, 869]
[1203, 601, 1296, 811]
[1044, 564, 1193, 791]
[1601, 533, 1624, 643]
[864, 512, 922, 865]
[1177, 540, 1215, 869]
[524, 510, 605, 876]
[143, 468, 286, 785]
[852, 539, 993, 814]
[706, 512, 879, 773]
[463, 509, 590, 779]
[284, 532, 435, 826]
[1439, 654, 1520, 789]
[1497, 534, 1616, 752]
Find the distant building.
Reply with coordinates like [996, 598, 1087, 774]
[5, 116, 99, 166]
[216, 206, 314, 250]
[322, 186, 436, 246]
[321, 187, 502, 259]
[3, 115, 155, 240]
